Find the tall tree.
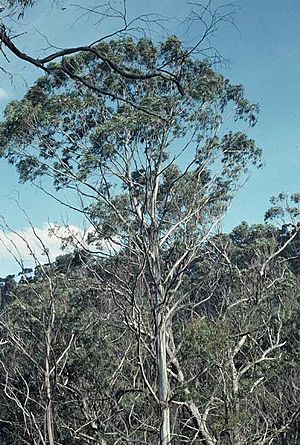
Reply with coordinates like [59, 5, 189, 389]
[0, 36, 262, 444]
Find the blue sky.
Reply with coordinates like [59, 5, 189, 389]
[0, 0, 299, 274]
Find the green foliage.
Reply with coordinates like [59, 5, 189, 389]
[265, 192, 300, 222]
[180, 317, 231, 361]
[7, 0, 37, 7]
[1, 33, 299, 445]
[1, 221, 300, 444]
[0, 37, 261, 195]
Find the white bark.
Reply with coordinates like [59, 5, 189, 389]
[157, 312, 171, 445]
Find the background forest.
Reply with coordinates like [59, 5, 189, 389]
[0, 1, 299, 444]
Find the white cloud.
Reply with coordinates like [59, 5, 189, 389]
[0, 223, 85, 276]
[0, 223, 120, 277]
[0, 87, 8, 101]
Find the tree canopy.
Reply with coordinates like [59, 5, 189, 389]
[0, 13, 299, 445]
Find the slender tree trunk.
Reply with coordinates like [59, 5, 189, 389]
[45, 332, 55, 445]
[157, 311, 171, 445]
[151, 231, 171, 445]
[44, 297, 55, 445]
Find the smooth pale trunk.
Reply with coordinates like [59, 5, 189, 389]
[45, 337, 55, 445]
[151, 232, 171, 444]
[157, 312, 171, 445]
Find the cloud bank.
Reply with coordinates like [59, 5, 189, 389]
[0, 222, 120, 277]
[0, 224, 86, 276]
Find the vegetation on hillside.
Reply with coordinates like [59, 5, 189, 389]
[0, 2, 299, 444]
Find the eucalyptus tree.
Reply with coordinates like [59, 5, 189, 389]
[0, 36, 261, 444]
[0, 253, 128, 445]
[0, 0, 235, 112]
[187, 222, 300, 445]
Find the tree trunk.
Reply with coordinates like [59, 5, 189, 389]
[45, 334, 55, 445]
[151, 231, 171, 445]
[157, 311, 171, 445]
